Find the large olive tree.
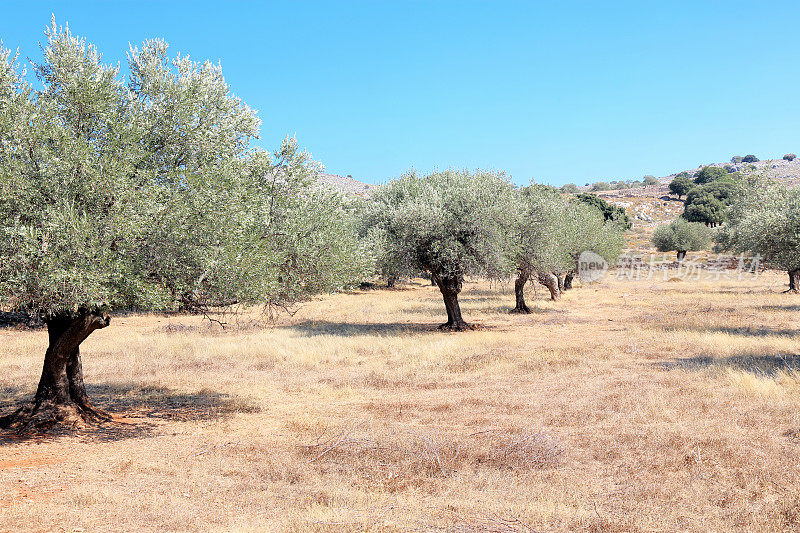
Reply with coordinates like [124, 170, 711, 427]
[0, 23, 367, 429]
[364, 169, 518, 330]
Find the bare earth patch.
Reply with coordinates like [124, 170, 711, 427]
[2, 272, 800, 531]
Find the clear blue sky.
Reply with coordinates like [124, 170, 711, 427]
[1, 1, 798, 186]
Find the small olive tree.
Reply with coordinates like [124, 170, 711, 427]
[652, 219, 710, 261]
[364, 169, 518, 330]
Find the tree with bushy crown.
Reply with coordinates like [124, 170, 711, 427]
[364, 169, 518, 330]
[669, 174, 694, 199]
[652, 219, 710, 261]
[0, 22, 368, 429]
[681, 178, 738, 227]
[715, 177, 800, 292]
[694, 165, 727, 184]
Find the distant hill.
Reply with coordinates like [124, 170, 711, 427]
[582, 157, 800, 251]
[656, 157, 800, 186]
[317, 173, 375, 196]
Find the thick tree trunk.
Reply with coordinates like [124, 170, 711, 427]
[538, 272, 561, 301]
[788, 270, 800, 293]
[557, 274, 565, 292]
[511, 271, 531, 314]
[387, 276, 397, 289]
[677, 250, 687, 262]
[432, 273, 470, 331]
[563, 272, 574, 290]
[1, 312, 111, 430]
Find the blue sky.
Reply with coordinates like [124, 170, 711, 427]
[1, 1, 798, 186]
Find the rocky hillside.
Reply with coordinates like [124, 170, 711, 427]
[596, 157, 800, 228]
[317, 173, 375, 196]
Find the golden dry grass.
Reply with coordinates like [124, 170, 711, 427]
[2, 271, 800, 531]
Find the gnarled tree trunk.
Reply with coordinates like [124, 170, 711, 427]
[677, 250, 687, 262]
[538, 272, 561, 301]
[432, 272, 470, 331]
[789, 270, 800, 293]
[563, 272, 574, 290]
[557, 274, 565, 292]
[387, 275, 397, 289]
[511, 271, 531, 314]
[1, 312, 111, 430]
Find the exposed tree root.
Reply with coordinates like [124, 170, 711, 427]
[1, 397, 113, 432]
[438, 321, 475, 332]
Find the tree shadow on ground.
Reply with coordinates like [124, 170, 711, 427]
[655, 352, 800, 377]
[660, 324, 799, 338]
[0, 383, 259, 443]
[286, 321, 438, 338]
[0, 311, 43, 330]
[758, 304, 800, 312]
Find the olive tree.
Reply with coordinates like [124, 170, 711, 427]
[652, 218, 710, 261]
[560, 201, 625, 289]
[0, 23, 367, 429]
[511, 187, 625, 310]
[511, 185, 570, 310]
[364, 169, 518, 330]
[715, 178, 800, 292]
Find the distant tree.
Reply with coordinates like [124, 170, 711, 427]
[731, 156, 743, 164]
[643, 176, 659, 186]
[694, 165, 728, 184]
[575, 193, 632, 229]
[364, 169, 518, 330]
[560, 183, 579, 194]
[784, 153, 797, 161]
[652, 219, 711, 261]
[590, 181, 611, 192]
[742, 154, 759, 163]
[669, 175, 694, 199]
[683, 193, 726, 227]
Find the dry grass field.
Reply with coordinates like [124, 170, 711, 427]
[2, 270, 800, 532]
